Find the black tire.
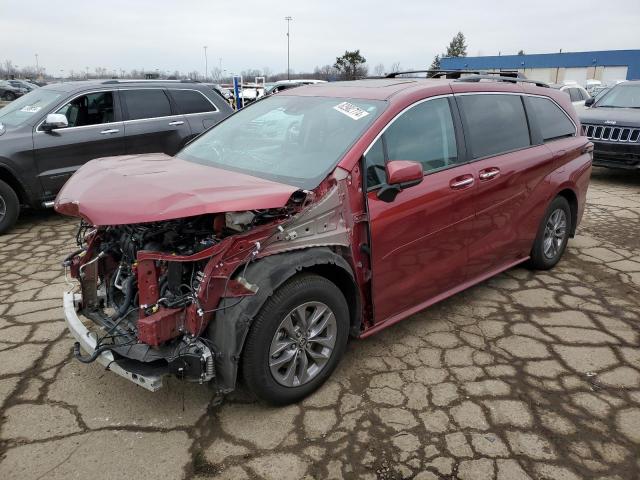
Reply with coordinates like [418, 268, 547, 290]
[4, 92, 16, 101]
[241, 273, 349, 405]
[0, 179, 20, 235]
[528, 196, 571, 270]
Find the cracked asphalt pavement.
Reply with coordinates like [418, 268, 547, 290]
[1, 168, 639, 480]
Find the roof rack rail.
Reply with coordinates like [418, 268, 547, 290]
[386, 69, 472, 78]
[385, 69, 531, 80]
[455, 75, 549, 88]
[101, 79, 199, 84]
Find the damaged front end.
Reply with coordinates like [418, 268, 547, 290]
[63, 195, 310, 392]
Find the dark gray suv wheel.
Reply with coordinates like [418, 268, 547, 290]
[0, 180, 20, 234]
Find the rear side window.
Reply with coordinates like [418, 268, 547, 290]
[170, 89, 216, 114]
[122, 89, 172, 120]
[527, 96, 575, 142]
[458, 94, 530, 159]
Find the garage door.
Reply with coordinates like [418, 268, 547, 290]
[601, 66, 628, 84]
[563, 67, 588, 86]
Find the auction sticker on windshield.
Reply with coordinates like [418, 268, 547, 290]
[333, 102, 370, 120]
[20, 106, 42, 113]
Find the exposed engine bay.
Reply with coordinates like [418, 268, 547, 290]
[66, 206, 296, 385]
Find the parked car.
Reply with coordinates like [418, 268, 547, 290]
[0, 80, 25, 101]
[0, 79, 233, 233]
[265, 80, 305, 95]
[8, 79, 39, 92]
[551, 83, 591, 107]
[57, 75, 591, 404]
[580, 80, 640, 170]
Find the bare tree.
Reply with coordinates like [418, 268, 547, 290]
[373, 63, 385, 76]
[390, 62, 401, 73]
[210, 67, 222, 82]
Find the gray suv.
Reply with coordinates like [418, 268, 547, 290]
[0, 80, 233, 233]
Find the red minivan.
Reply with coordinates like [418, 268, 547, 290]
[56, 74, 592, 404]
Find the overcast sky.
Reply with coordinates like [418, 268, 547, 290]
[1, 0, 639, 76]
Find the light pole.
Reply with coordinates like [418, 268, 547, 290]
[203, 46, 208, 82]
[35, 53, 39, 78]
[285, 16, 293, 80]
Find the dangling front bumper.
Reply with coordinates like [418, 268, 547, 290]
[62, 291, 165, 392]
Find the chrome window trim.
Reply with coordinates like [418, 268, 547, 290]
[35, 88, 117, 133]
[364, 91, 577, 159]
[453, 91, 578, 135]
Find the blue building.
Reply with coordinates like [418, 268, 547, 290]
[440, 50, 640, 86]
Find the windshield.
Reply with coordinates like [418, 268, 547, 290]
[177, 95, 385, 189]
[596, 84, 640, 108]
[0, 89, 63, 127]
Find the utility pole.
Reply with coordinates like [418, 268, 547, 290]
[35, 53, 39, 77]
[285, 16, 293, 80]
[204, 46, 208, 82]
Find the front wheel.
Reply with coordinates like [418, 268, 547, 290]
[241, 273, 349, 405]
[3, 92, 16, 101]
[0, 179, 20, 235]
[528, 196, 571, 270]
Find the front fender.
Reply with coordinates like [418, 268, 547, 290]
[207, 247, 356, 393]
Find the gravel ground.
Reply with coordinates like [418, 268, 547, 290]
[0, 168, 639, 480]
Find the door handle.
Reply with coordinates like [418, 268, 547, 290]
[479, 167, 500, 181]
[168, 121, 184, 126]
[449, 175, 474, 190]
[100, 129, 119, 134]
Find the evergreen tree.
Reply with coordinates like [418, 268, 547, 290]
[445, 32, 467, 57]
[428, 55, 441, 77]
[334, 50, 368, 80]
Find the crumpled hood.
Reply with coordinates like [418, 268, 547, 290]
[55, 153, 299, 225]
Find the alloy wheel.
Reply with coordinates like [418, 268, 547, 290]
[543, 208, 567, 259]
[269, 301, 337, 387]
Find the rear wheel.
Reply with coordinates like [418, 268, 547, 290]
[0, 179, 20, 235]
[3, 92, 16, 101]
[241, 273, 349, 405]
[528, 196, 571, 270]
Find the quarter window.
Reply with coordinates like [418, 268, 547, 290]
[54, 91, 114, 127]
[527, 96, 575, 142]
[169, 89, 216, 114]
[122, 89, 172, 120]
[458, 94, 531, 159]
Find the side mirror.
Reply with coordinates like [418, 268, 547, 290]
[377, 160, 424, 202]
[584, 97, 595, 107]
[42, 113, 68, 131]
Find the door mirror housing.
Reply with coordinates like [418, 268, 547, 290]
[377, 160, 424, 202]
[42, 113, 68, 131]
[584, 97, 595, 107]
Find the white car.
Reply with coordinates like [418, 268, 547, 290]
[551, 83, 591, 107]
